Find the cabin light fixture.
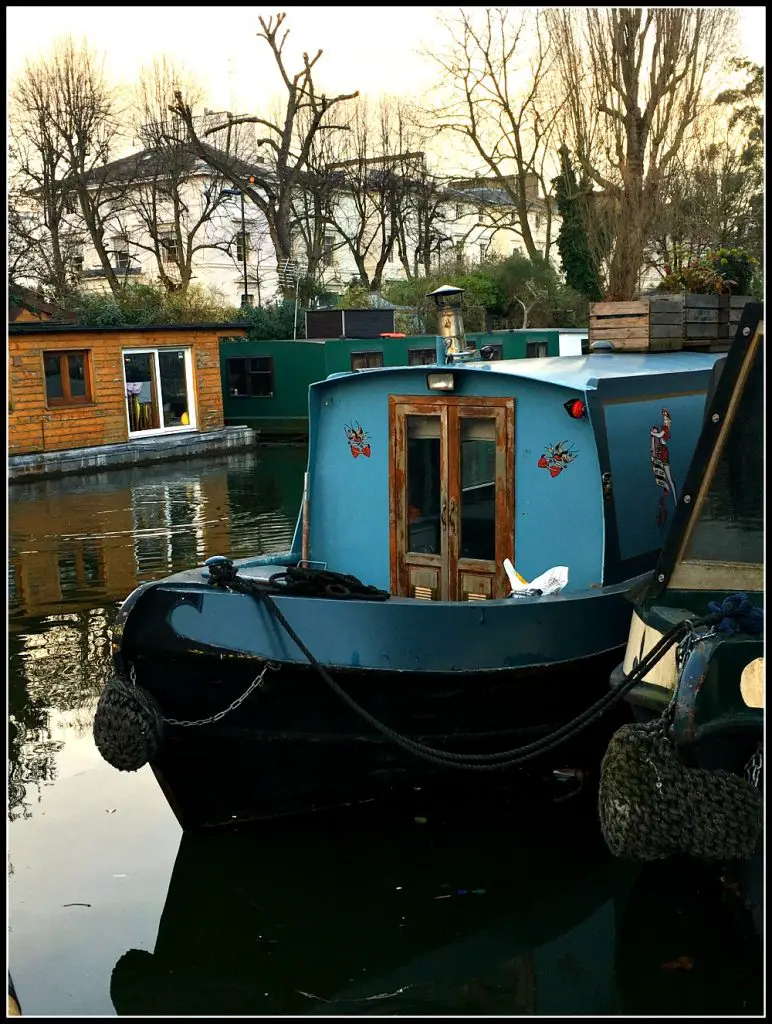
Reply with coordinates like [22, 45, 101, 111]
[426, 372, 455, 391]
[563, 398, 587, 420]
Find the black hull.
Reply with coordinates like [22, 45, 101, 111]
[131, 647, 630, 830]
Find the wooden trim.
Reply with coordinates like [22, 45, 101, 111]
[668, 559, 763, 592]
[389, 394, 514, 601]
[591, 300, 649, 316]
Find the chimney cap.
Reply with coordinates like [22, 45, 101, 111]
[427, 284, 465, 301]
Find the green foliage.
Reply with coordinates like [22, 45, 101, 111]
[656, 247, 757, 296]
[235, 300, 304, 340]
[73, 282, 237, 326]
[383, 263, 501, 333]
[383, 253, 588, 330]
[705, 247, 756, 296]
[337, 282, 373, 309]
[552, 146, 604, 301]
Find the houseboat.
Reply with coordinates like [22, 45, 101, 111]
[600, 301, 763, 932]
[95, 289, 723, 829]
[220, 329, 562, 437]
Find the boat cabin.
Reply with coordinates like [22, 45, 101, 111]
[618, 303, 763, 713]
[219, 331, 562, 436]
[295, 352, 721, 602]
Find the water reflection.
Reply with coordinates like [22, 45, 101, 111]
[110, 810, 637, 1016]
[8, 448, 306, 621]
[108, 810, 762, 1017]
[8, 448, 307, 822]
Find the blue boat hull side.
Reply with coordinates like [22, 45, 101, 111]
[132, 645, 631, 830]
[117, 572, 644, 675]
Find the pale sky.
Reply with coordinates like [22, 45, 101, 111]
[6, 5, 766, 112]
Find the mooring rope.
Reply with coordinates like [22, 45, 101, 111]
[227, 578, 760, 771]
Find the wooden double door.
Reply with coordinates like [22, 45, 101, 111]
[389, 395, 515, 601]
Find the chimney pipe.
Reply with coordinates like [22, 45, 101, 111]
[427, 285, 473, 362]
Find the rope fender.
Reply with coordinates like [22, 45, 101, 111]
[93, 674, 164, 772]
[598, 716, 762, 861]
[598, 592, 763, 861]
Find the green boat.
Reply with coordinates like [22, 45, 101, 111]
[601, 301, 763, 932]
[220, 330, 562, 437]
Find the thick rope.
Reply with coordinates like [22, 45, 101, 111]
[599, 715, 762, 861]
[93, 674, 164, 772]
[241, 580, 704, 771]
[708, 592, 763, 636]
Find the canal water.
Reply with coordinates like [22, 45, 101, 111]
[8, 449, 762, 1016]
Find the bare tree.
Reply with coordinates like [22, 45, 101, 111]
[428, 8, 561, 262]
[9, 42, 96, 299]
[324, 97, 419, 292]
[37, 39, 130, 294]
[547, 8, 737, 299]
[171, 11, 358, 294]
[110, 58, 245, 294]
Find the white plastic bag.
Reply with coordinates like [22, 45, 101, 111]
[503, 558, 569, 598]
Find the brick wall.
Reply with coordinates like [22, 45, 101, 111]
[8, 327, 245, 455]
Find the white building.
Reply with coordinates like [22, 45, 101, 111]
[24, 144, 560, 309]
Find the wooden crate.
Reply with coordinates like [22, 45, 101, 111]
[589, 298, 683, 352]
[728, 294, 753, 325]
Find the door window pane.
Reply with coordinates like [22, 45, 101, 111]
[460, 417, 497, 561]
[158, 349, 190, 427]
[124, 352, 158, 432]
[406, 415, 442, 554]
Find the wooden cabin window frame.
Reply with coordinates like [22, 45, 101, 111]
[226, 356, 275, 398]
[350, 350, 384, 371]
[43, 349, 93, 407]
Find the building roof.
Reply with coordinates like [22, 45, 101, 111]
[8, 321, 249, 335]
[8, 285, 78, 324]
[79, 142, 265, 188]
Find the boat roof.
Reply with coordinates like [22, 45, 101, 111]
[322, 352, 720, 391]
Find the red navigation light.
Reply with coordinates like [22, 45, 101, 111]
[564, 398, 587, 420]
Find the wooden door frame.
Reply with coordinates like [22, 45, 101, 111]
[389, 394, 515, 599]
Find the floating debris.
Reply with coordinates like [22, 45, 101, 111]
[661, 955, 695, 972]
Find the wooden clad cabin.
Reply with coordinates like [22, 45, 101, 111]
[8, 322, 247, 457]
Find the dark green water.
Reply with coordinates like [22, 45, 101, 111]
[7, 449, 762, 1015]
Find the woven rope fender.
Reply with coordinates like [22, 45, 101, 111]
[93, 675, 164, 772]
[598, 718, 762, 862]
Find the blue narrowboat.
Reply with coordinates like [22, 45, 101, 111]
[599, 301, 763, 932]
[95, 292, 723, 829]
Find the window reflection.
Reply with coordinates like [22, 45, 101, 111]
[683, 342, 762, 565]
[460, 418, 497, 561]
[407, 416, 441, 554]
